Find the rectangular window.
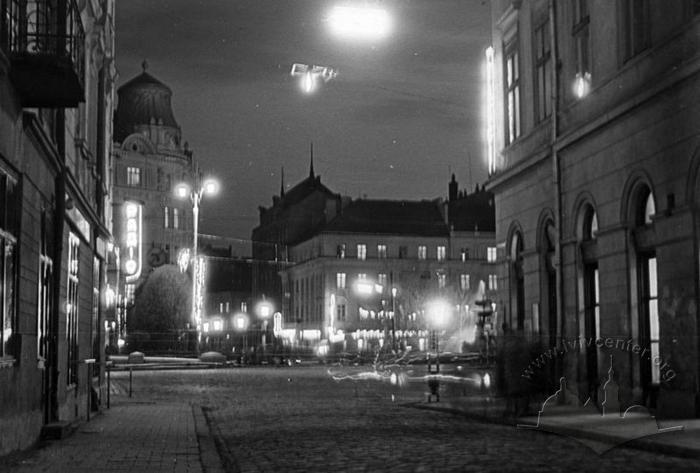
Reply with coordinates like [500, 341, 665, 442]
[398, 246, 408, 259]
[437, 246, 446, 261]
[641, 255, 660, 385]
[377, 244, 387, 259]
[127, 167, 141, 187]
[694, 0, 700, 15]
[488, 274, 498, 291]
[461, 248, 469, 262]
[164, 206, 169, 228]
[573, 0, 591, 77]
[38, 209, 53, 362]
[336, 304, 346, 322]
[621, 0, 650, 60]
[378, 273, 387, 287]
[504, 36, 521, 144]
[336, 272, 346, 289]
[437, 273, 446, 289]
[487, 247, 497, 262]
[460, 274, 470, 291]
[357, 244, 366, 260]
[173, 208, 179, 229]
[534, 19, 552, 122]
[357, 273, 367, 281]
[418, 245, 427, 260]
[92, 257, 101, 367]
[337, 244, 346, 259]
[241, 302, 247, 313]
[1, 169, 19, 358]
[66, 233, 80, 385]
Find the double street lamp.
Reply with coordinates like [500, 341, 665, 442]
[175, 177, 219, 348]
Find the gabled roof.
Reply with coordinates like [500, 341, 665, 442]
[323, 199, 449, 237]
[276, 175, 337, 209]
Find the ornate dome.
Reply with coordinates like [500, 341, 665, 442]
[114, 61, 180, 143]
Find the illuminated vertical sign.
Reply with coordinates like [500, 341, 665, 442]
[485, 46, 496, 175]
[123, 202, 142, 283]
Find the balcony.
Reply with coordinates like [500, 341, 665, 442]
[1, 0, 85, 107]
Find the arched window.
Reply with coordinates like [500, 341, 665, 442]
[578, 203, 599, 401]
[631, 184, 659, 406]
[542, 222, 557, 347]
[510, 231, 525, 331]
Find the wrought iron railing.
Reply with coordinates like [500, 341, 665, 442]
[1, 0, 84, 82]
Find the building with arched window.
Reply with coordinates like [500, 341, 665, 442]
[486, 0, 700, 417]
[111, 64, 197, 339]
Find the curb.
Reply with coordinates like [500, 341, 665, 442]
[404, 401, 700, 459]
[192, 404, 226, 473]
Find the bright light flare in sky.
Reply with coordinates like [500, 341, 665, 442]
[327, 5, 393, 41]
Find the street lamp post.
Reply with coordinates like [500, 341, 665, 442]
[426, 299, 451, 402]
[175, 177, 219, 353]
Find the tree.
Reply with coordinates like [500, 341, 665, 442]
[131, 264, 191, 335]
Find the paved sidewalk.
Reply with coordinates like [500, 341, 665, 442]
[411, 394, 700, 458]
[0, 400, 224, 473]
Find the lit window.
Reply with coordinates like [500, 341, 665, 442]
[437, 273, 446, 289]
[461, 248, 470, 262]
[488, 274, 498, 290]
[504, 35, 521, 144]
[0, 170, 19, 358]
[241, 302, 247, 313]
[337, 244, 346, 259]
[66, 233, 80, 385]
[487, 247, 497, 262]
[173, 208, 179, 229]
[460, 274, 470, 291]
[437, 246, 446, 261]
[336, 272, 346, 289]
[418, 245, 427, 260]
[164, 206, 169, 228]
[378, 273, 387, 286]
[642, 255, 660, 384]
[377, 244, 387, 258]
[127, 167, 141, 187]
[572, 0, 591, 98]
[358, 273, 367, 280]
[357, 244, 366, 260]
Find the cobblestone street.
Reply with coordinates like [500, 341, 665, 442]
[110, 366, 700, 473]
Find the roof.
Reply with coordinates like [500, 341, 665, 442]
[278, 175, 337, 209]
[448, 189, 495, 232]
[323, 199, 449, 237]
[114, 69, 179, 142]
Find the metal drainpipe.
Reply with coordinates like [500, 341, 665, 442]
[549, 0, 564, 373]
[50, 112, 67, 423]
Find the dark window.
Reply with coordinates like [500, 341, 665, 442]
[621, 0, 650, 60]
[572, 0, 591, 75]
[534, 19, 552, 122]
[398, 246, 408, 259]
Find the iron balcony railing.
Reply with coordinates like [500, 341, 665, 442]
[1, 0, 84, 86]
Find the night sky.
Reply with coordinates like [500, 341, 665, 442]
[115, 0, 492, 244]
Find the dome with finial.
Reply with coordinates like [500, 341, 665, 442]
[114, 60, 181, 143]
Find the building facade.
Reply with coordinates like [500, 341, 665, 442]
[0, 0, 117, 455]
[111, 65, 195, 341]
[251, 160, 342, 323]
[486, 0, 700, 417]
[273, 176, 497, 356]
